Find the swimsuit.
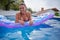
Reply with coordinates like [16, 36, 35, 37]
[19, 12, 30, 22]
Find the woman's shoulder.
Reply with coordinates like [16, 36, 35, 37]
[16, 12, 20, 15]
[26, 11, 31, 15]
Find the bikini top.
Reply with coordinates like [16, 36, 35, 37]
[18, 12, 30, 21]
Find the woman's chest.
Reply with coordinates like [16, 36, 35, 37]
[19, 14, 29, 20]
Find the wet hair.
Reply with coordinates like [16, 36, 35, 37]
[19, 3, 26, 7]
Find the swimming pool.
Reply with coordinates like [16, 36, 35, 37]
[0, 15, 60, 40]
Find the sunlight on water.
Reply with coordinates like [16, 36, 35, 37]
[0, 14, 60, 40]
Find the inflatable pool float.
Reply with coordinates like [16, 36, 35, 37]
[0, 10, 54, 28]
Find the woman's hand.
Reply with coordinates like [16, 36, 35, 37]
[29, 20, 33, 25]
[19, 20, 24, 25]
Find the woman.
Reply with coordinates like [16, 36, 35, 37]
[15, 4, 33, 25]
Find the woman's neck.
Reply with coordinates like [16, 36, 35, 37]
[20, 11, 26, 15]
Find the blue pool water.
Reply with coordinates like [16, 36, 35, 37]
[0, 16, 60, 40]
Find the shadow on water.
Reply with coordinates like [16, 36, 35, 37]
[51, 18, 60, 21]
[0, 24, 52, 40]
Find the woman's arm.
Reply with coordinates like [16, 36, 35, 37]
[15, 13, 19, 23]
[15, 13, 24, 25]
[28, 12, 33, 25]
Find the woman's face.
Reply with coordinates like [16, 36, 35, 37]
[19, 5, 26, 13]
